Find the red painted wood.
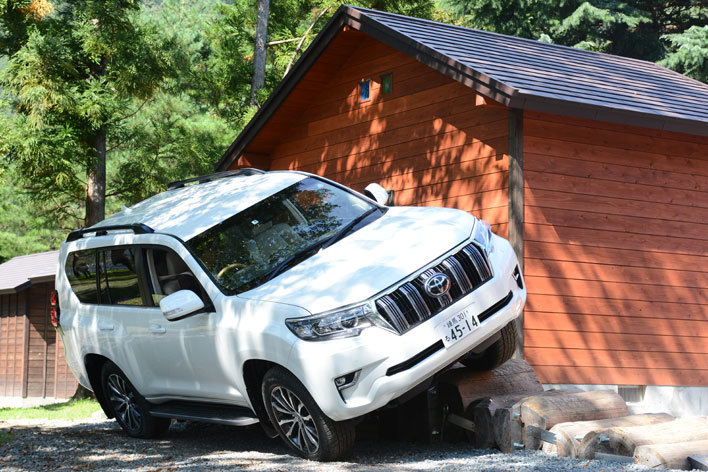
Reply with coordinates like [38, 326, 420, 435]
[524, 112, 708, 386]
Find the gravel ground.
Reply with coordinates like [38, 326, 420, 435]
[0, 417, 694, 472]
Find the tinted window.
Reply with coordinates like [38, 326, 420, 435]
[65, 250, 99, 303]
[98, 248, 144, 306]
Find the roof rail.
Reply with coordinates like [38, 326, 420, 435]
[167, 168, 266, 190]
[66, 223, 155, 243]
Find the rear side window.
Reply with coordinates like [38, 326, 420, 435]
[98, 248, 143, 305]
[65, 250, 99, 303]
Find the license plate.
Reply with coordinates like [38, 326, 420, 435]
[435, 307, 481, 348]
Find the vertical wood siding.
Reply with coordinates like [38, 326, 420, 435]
[27, 283, 55, 397]
[523, 110, 708, 386]
[0, 283, 75, 398]
[257, 35, 510, 236]
[0, 293, 26, 396]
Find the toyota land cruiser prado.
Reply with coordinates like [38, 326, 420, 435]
[54, 169, 526, 460]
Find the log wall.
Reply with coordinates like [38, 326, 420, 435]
[523, 111, 708, 386]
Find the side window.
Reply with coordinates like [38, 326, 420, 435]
[145, 248, 209, 307]
[98, 248, 144, 306]
[65, 250, 99, 303]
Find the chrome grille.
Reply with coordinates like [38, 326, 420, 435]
[375, 242, 492, 334]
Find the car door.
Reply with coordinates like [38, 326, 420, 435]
[136, 245, 245, 404]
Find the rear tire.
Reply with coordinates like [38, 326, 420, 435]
[101, 362, 171, 439]
[459, 321, 517, 371]
[262, 367, 355, 461]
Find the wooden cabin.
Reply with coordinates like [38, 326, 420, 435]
[216, 6, 708, 388]
[0, 251, 77, 399]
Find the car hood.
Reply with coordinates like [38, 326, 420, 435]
[238, 206, 476, 314]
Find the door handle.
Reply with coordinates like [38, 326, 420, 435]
[149, 325, 166, 334]
[98, 323, 114, 331]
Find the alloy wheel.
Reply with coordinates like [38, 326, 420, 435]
[270, 386, 320, 454]
[107, 373, 143, 432]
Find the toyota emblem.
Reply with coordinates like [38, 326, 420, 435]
[424, 273, 451, 297]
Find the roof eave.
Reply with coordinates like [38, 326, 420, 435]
[516, 93, 708, 137]
[0, 281, 30, 295]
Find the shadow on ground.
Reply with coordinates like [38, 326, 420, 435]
[0, 419, 502, 472]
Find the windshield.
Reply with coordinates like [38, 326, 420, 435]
[187, 177, 379, 295]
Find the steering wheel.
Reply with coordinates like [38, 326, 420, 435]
[217, 262, 247, 279]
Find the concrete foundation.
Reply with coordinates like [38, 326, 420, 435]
[545, 384, 708, 417]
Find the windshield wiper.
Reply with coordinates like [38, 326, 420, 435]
[262, 238, 329, 283]
[320, 207, 380, 251]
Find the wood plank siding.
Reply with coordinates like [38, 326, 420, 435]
[237, 31, 510, 236]
[523, 111, 708, 386]
[0, 283, 75, 398]
[0, 293, 26, 396]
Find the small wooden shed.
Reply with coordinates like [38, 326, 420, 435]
[0, 251, 77, 398]
[216, 6, 708, 388]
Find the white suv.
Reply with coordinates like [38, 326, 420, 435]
[55, 169, 526, 460]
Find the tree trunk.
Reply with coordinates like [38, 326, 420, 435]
[250, 0, 269, 107]
[85, 126, 106, 227]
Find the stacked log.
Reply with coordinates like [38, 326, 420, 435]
[542, 413, 674, 457]
[635, 440, 708, 469]
[440, 359, 544, 409]
[493, 389, 629, 452]
[578, 417, 708, 460]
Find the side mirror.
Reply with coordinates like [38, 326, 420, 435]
[159, 290, 205, 321]
[364, 183, 392, 206]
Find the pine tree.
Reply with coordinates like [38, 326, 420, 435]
[0, 0, 172, 227]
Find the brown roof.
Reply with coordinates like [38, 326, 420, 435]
[0, 250, 59, 294]
[216, 5, 708, 171]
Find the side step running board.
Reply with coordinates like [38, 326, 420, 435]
[149, 401, 259, 427]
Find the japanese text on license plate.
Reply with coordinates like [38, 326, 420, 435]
[436, 308, 480, 347]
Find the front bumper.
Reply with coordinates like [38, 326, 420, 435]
[286, 237, 526, 422]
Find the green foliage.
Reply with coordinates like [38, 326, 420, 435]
[0, 0, 174, 228]
[661, 25, 708, 83]
[0, 165, 65, 263]
[439, 0, 708, 72]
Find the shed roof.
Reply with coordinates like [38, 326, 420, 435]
[216, 5, 708, 171]
[0, 250, 59, 295]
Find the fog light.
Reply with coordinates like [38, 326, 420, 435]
[334, 370, 360, 391]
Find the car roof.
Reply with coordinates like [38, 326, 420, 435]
[90, 171, 306, 242]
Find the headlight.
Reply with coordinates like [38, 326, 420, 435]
[472, 218, 494, 254]
[286, 303, 386, 341]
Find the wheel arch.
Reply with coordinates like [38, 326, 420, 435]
[84, 353, 115, 419]
[242, 358, 291, 438]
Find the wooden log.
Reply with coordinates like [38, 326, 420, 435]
[542, 413, 674, 457]
[634, 439, 708, 470]
[579, 417, 708, 460]
[492, 389, 579, 453]
[439, 358, 544, 410]
[521, 390, 629, 450]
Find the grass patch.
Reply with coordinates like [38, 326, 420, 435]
[0, 399, 101, 421]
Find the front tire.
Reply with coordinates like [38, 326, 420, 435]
[459, 321, 517, 371]
[101, 362, 170, 438]
[262, 367, 355, 461]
